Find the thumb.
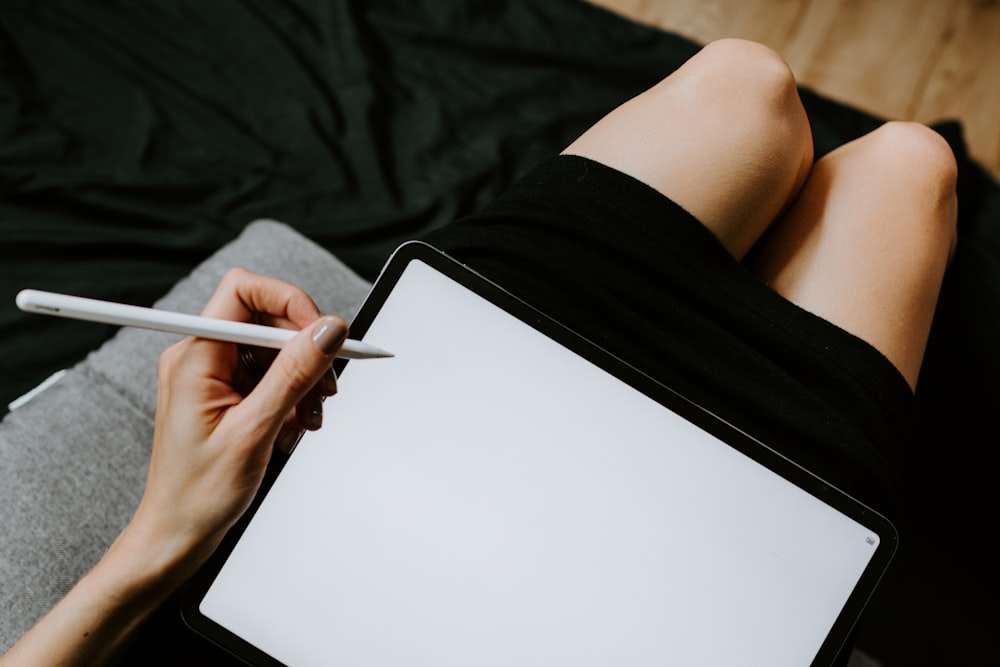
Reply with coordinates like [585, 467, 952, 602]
[239, 316, 348, 428]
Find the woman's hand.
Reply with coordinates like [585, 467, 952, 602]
[1, 269, 347, 667]
[128, 268, 348, 580]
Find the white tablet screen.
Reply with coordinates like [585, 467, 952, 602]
[199, 257, 884, 666]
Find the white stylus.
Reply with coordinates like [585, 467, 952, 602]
[15, 289, 393, 360]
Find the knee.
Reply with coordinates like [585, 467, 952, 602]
[867, 121, 958, 192]
[656, 39, 808, 152]
[858, 121, 959, 259]
[683, 38, 813, 196]
[698, 38, 792, 76]
[694, 39, 802, 115]
[871, 122, 957, 220]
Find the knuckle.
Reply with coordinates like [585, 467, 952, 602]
[157, 341, 183, 375]
[221, 267, 252, 284]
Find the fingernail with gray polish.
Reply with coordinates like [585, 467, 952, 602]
[312, 317, 348, 355]
[305, 402, 323, 430]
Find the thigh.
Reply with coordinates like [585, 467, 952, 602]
[561, 38, 813, 259]
[745, 121, 958, 390]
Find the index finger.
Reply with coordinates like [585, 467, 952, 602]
[200, 268, 323, 330]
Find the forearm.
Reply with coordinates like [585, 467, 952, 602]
[1, 521, 194, 667]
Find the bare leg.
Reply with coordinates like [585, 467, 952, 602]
[562, 38, 956, 390]
[745, 121, 958, 390]
[562, 38, 813, 260]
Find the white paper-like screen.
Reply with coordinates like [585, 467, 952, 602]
[200, 258, 883, 666]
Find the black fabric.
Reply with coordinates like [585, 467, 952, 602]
[0, 1, 997, 664]
[0, 0, 700, 410]
[425, 155, 910, 517]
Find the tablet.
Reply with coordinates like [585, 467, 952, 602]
[183, 241, 896, 666]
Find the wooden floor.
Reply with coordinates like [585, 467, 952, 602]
[589, 0, 1000, 180]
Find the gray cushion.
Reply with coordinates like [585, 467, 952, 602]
[0, 220, 372, 650]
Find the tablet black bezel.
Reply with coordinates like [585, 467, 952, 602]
[182, 240, 897, 667]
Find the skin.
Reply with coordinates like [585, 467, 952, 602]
[743, 120, 958, 390]
[1, 269, 348, 666]
[564, 38, 957, 390]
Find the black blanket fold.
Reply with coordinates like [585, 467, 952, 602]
[1, 1, 997, 664]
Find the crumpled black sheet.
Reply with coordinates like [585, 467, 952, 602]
[1, 1, 997, 664]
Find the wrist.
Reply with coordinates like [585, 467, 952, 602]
[107, 508, 220, 595]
